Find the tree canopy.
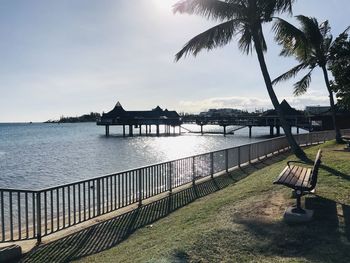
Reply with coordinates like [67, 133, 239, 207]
[272, 15, 349, 142]
[329, 32, 350, 110]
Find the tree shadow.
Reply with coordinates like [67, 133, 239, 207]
[343, 204, 350, 240]
[320, 164, 350, 181]
[172, 196, 350, 263]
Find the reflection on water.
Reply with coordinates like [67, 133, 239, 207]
[0, 123, 302, 189]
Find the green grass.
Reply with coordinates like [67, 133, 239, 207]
[23, 142, 350, 263]
[75, 141, 350, 263]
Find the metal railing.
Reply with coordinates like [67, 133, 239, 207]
[0, 129, 348, 243]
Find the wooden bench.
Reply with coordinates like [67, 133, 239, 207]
[274, 149, 322, 214]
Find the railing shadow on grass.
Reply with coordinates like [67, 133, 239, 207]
[21, 152, 291, 263]
[172, 196, 350, 263]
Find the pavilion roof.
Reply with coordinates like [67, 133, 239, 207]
[102, 102, 180, 119]
[262, 100, 304, 117]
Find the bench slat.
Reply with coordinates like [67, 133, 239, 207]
[288, 166, 304, 186]
[294, 166, 308, 188]
[274, 165, 292, 183]
[301, 168, 312, 188]
[278, 166, 296, 185]
[295, 168, 312, 188]
[284, 166, 300, 185]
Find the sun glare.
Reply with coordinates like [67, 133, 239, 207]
[151, 0, 173, 13]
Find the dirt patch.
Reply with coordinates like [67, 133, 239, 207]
[218, 190, 290, 225]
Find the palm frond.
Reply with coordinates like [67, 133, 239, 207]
[274, 0, 296, 14]
[322, 36, 333, 54]
[273, 17, 308, 58]
[272, 62, 308, 85]
[238, 24, 253, 54]
[293, 69, 313, 96]
[342, 25, 350, 34]
[175, 19, 240, 61]
[173, 0, 243, 21]
[296, 15, 323, 47]
[319, 20, 331, 39]
[259, 0, 296, 18]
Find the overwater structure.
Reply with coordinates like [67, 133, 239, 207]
[97, 102, 182, 136]
[183, 100, 310, 137]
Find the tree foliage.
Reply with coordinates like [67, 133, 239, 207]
[272, 16, 332, 95]
[173, 0, 296, 60]
[272, 15, 349, 142]
[329, 32, 350, 110]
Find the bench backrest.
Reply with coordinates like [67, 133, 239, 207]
[309, 149, 322, 189]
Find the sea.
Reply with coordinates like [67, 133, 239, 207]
[0, 122, 300, 190]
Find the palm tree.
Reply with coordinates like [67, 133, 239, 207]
[173, 0, 306, 159]
[272, 16, 350, 143]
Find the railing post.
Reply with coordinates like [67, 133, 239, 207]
[225, 149, 229, 173]
[138, 169, 142, 207]
[248, 145, 252, 164]
[238, 147, 241, 169]
[168, 163, 172, 194]
[1, 191, 4, 242]
[256, 144, 261, 161]
[97, 179, 101, 216]
[36, 191, 42, 244]
[192, 156, 195, 187]
[311, 133, 313, 145]
[210, 152, 214, 179]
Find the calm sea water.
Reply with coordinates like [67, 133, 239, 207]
[0, 123, 296, 190]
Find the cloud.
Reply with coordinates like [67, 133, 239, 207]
[178, 93, 331, 113]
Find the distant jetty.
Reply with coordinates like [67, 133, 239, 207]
[45, 112, 101, 123]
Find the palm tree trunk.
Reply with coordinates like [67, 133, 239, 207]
[321, 66, 342, 143]
[251, 30, 307, 160]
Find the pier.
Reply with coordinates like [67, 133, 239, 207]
[97, 102, 182, 137]
[182, 115, 310, 137]
[182, 100, 311, 137]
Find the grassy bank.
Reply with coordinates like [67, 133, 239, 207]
[75, 141, 350, 263]
[23, 141, 350, 263]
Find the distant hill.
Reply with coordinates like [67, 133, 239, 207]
[45, 112, 101, 123]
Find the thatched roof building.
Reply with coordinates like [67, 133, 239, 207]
[261, 100, 304, 117]
[99, 102, 182, 126]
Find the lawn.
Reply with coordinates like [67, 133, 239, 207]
[23, 141, 350, 263]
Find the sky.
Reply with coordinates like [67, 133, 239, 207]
[0, 0, 349, 122]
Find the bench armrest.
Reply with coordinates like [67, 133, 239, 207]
[287, 160, 308, 168]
